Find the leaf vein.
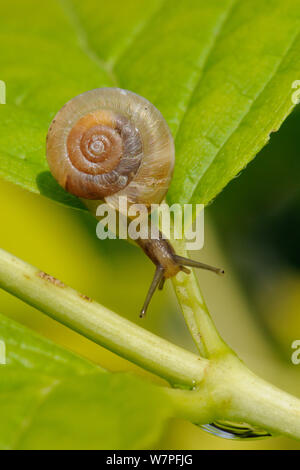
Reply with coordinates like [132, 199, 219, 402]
[111, 0, 167, 68]
[189, 28, 300, 202]
[174, 0, 239, 141]
[12, 379, 61, 450]
[57, 0, 118, 86]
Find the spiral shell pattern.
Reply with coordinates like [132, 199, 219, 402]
[46, 88, 175, 210]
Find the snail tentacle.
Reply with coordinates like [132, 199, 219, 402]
[173, 255, 225, 276]
[158, 276, 166, 291]
[137, 234, 224, 318]
[140, 265, 164, 318]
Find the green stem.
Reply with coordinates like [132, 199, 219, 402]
[164, 354, 300, 440]
[0, 247, 207, 386]
[168, 235, 300, 439]
[171, 237, 229, 358]
[0, 246, 300, 440]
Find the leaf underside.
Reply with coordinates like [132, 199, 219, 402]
[0, 0, 299, 208]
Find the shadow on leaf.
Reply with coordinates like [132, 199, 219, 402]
[36, 171, 86, 210]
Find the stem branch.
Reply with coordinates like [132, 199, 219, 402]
[0, 246, 300, 440]
[171, 237, 228, 358]
[0, 247, 207, 386]
[165, 354, 300, 440]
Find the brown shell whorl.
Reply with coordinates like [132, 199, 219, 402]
[46, 88, 175, 206]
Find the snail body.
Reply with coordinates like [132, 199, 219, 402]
[46, 88, 223, 317]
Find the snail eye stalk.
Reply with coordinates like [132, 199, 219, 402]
[173, 255, 225, 276]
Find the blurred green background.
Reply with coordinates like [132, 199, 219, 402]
[0, 106, 299, 449]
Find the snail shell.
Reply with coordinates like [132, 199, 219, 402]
[46, 88, 224, 318]
[46, 88, 175, 211]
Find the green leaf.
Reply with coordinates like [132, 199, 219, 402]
[0, 0, 300, 206]
[0, 313, 171, 450]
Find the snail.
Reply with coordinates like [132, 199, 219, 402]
[46, 88, 223, 318]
